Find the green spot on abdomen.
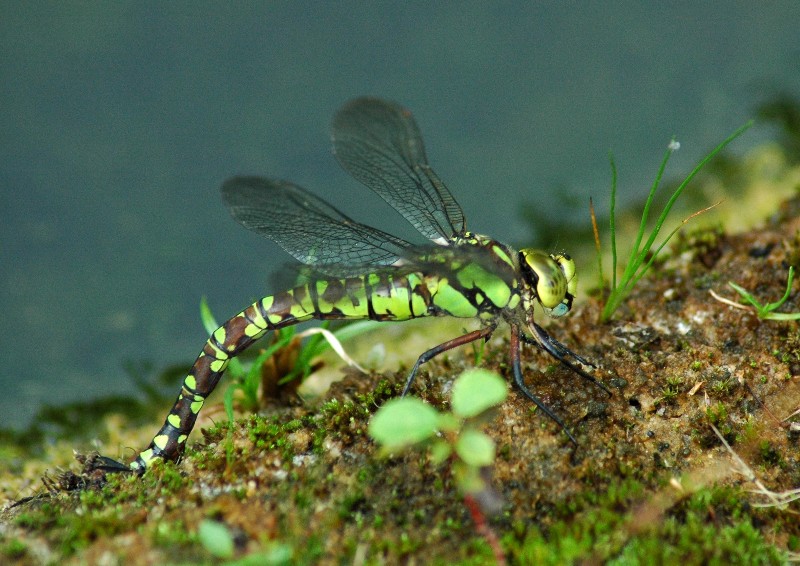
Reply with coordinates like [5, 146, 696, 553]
[184, 375, 197, 391]
[210, 358, 228, 373]
[213, 326, 226, 345]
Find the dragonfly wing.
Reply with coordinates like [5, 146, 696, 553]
[332, 97, 466, 243]
[222, 176, 412, 275]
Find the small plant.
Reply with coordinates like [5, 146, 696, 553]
[710, 376, 735, 395]
[368, 368, 506, 492]
[592, 121, 752, 322]
[711, 266, 800, 321]
[470, 330, 487, 366]
[658, 375, 684, 405]
[368, 368, 508, 562]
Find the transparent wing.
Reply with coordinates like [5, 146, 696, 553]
[221, 176, 413, 276]
[332, 97, 466, 242]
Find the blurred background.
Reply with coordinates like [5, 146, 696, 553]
[2, 3, 799, 431]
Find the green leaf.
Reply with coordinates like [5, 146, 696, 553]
[435, 412, 460, 433]
[455, 429, 496, 467]
[429, 439, 453, 464]
[199, 296, 219, 335]
[368, 398, 440, 450]
[223, 384, 238, 423]
[198, 519, 234, 558]
[451, 369, 507, 418]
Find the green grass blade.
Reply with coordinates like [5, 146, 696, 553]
[637, 123, 752, 271]
[281, 320, 380, 382]
[623, 143, 675, 284]
[727, 281, 765, 310]
[246, 333, 296, 399]
[628, 202, 720, 294]
[609, 154, 618, 294]
[762, 312, 800, 321]
[307, 320, 381, 356]
[764, 266, 795, 311]
[223, 385, 238, 423]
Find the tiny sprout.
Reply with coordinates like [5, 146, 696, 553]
[711, 266, 800, 321]
[367, 368, 507, 494]
[200, 297, 371, 423]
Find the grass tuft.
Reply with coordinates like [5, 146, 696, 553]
[594, 121, 752, 322]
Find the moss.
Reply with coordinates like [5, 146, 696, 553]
[675, 224, 726, 269]
[507, 484, 785, 565]
[758, 441, 782, 467]
[705, 402, 728, 426]
[612, 518, 782, 565]
[150, 519, 196, 550]
[657, 375, 685, 405]
[0, 538, 27, 560]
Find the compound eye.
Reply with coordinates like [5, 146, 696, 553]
[549, 253, 577, 317]
[551, 253, 576, 288]
[519, 249, 567, 310]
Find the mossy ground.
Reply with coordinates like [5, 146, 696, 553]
[2, 149, 800, 565]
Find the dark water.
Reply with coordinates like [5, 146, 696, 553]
[2, 3, 799, 429]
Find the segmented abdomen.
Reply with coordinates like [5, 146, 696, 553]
[129, 272, 434, 472]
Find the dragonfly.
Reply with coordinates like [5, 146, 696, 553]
[120, 97, 608, 474]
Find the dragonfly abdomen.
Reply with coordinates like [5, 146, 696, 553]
[128, 272, 436, 472]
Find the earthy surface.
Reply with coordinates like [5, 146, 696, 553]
[2, 148, 800, 565]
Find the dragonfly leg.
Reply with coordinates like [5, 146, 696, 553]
[510, 324, 578, 445]
[89, 455, 136, 474]
[524, 323, 611, 396]
[401, 325, 496, 396]
[535, 330, 595, 368]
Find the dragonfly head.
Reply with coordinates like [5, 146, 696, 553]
[518, 249, 577, 318]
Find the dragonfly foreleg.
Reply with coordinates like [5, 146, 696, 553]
[401, 324, 496, 396]
[525, 323, 611, 396]
[510, 324, 578, 444]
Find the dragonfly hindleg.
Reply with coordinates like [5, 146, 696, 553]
[401, 325, 496, 396]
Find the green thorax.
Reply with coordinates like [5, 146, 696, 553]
[420, 232, 522, 320]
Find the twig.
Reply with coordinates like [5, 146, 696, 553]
[464, 493, 506, 565]
[709, 423, 800, 511]
[708, 289, 753, 311]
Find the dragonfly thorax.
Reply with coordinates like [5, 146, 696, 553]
[518, 249, 577, 318]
